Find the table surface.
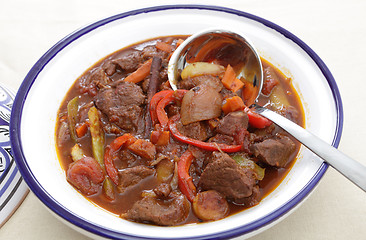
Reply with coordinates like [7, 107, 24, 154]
[1, 0, 366, 239]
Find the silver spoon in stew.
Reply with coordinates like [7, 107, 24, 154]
[168, 28, 366, 192]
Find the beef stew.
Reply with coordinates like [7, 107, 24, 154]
[56, 35, 304, 226]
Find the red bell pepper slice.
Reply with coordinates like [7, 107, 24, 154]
[149, 90, 174, 125]
[177, 150, 196, 202]
[168, 114, 242, 153]
[244, 106, 272, 129]
[104, 147, 118, 185]
[156, 91, 175, 130]
[104, 133, 136, 185]
[155, 89, 188, 130]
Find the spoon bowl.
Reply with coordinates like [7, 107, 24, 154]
[168, 28, 262, 105]
[168, 28, 366, 193]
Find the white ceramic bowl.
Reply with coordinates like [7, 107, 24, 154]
[10, 5, 343, 240]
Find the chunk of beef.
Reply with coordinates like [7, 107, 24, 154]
[142, 45, 168, 60]
[77, 67, 111, 96]
[99, 118, 123, 135]
[280, 105, 300, 123]
[216, 111, 249, 136]
[199, 152, 256, 203]
[123, 192, 190, 226]
[141, 76, 150, 93]
[102, 60, 117, 76]
[115, 82, 145, 105]
[155, 140, 186, 160]
[102, 50, 143, 76]
[177, 77, 199, 90]
[111, 50, 142, 72]
[219, 87, 236, 100]
[94, 81, 146, 133]
[178, 75, 223, 92]
[96, 106, 126, 135]
[159, 65, 168, 82]
[117, 165, 155, 193]
[177, 120, 210, 141]
[153, 183, 172, 198]
[249, 124, 276, 143]
[208, 134, 235, 145]
[187, 145, 210, 184]
[114, 149, 145, 169]
[236, 185, 261, 207]
[167, 104, 180, 117]
[209, 129, 250, 156]
[250, 135, 296, 167]
[188, 145, 212, 170]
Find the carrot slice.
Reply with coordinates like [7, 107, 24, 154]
[230, 78, 245, 93]
[150, 130, 170, 146]
[221, 64, 244, 92]
[221, 65, 244, 92]
[221, 64, 236, 87]
[242, 80, 258, 106]
[222, 96, 245, 114]
[156, 42, 173, 52]
[124, 58, 153, 83]
[75, 122, 88, 138]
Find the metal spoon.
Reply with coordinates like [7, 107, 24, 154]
[168, 28, 366, 192]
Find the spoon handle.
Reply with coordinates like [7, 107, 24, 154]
[252, 104, 366, 192]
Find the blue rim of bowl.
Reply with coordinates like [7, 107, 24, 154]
[10, 4, 343, 240]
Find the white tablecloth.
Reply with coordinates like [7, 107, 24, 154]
[1, 0, 366, 239]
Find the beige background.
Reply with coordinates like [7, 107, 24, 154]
[1, 0, 366, 239]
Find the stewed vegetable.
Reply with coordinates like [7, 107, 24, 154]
[56, 35, 304, 226]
